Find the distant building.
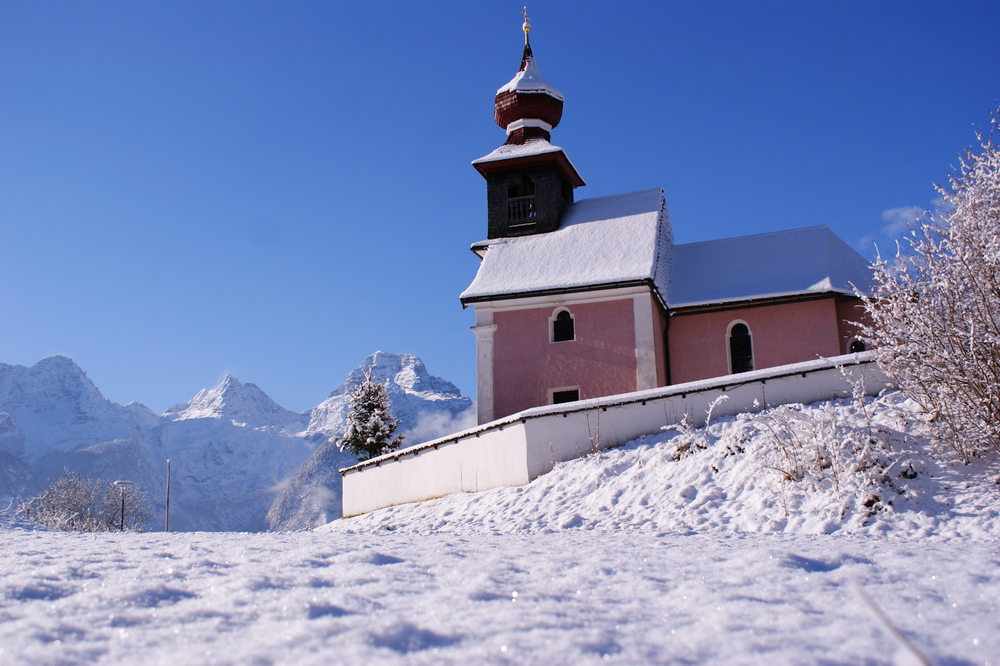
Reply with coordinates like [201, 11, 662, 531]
[461, 18, 872, 424]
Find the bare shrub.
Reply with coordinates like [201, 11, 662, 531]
[741, 402, 891, 492]
[15, 470, 151, 532]
[860, 119, 1000, 462]
[739, 383, 898, 521]
[662, 395, 731, 460]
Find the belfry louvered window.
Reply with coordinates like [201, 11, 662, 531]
[507, 173, 536, 225]
[728, 322, 753, 374]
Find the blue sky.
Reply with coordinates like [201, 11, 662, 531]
[2, 1, 998, 413]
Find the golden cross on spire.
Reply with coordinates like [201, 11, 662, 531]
[522, 7, 531, 45]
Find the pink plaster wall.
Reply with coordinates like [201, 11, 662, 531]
[492, 298, 638, 419]
[668, 298, 843, 384]
[836, 297, 872, 352]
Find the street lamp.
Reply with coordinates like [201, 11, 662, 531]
[113, 481, 135, 531]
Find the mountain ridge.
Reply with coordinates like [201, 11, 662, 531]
[0, 352, 473, 531]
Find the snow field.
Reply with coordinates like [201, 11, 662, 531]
[1, 527, 997, 665]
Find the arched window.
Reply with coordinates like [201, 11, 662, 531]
[848, 337, 867, 353]
[552, 309, 575, 342]
[507, 173, 536, 224]
[728, 322, 753, 374]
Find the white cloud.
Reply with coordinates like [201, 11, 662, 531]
[406, 407, 477, 445]
[880, 205, 924, 237]
[929, 195, 953, 218]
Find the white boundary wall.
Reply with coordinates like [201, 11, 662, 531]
[341, 353, 889, 517]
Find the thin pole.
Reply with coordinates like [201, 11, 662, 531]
[120, 489, 126, 531]
[164, 459, 171, 533]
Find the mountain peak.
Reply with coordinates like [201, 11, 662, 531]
[30, 355, 92, 386]
[163, 373, 305, 428]
[35, 354, 82, 369]
[332, 351, 463, 399]
[0, 355, 107, 415]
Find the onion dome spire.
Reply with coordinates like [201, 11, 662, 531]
[494, 9, 564, 145]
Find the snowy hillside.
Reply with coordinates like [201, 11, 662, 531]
[327, 391, 1000, 539]
[0, 353, 473, 531]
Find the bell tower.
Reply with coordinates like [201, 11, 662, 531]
[472, 11, 585, 239]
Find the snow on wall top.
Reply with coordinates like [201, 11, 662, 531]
[668, 225, 873, 308]
[496, 56, 564, 101]
[461, 188, 672, 303]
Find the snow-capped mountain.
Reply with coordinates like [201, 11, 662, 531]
[164, 375, 308, 432]
[0, 353, 472, 532]
[153, 373, 319, 531]
[0, 356, 160, 486]
[305, 351, 473, 438]
[266, 351, 474, 531]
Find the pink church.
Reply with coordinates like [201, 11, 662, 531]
[461, 21, 872, 425]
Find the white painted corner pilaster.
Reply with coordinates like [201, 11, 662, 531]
[471, 306, 497, 425]
[633, 293, 658, 390]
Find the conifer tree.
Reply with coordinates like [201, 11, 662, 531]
[340, 374, 405, 460]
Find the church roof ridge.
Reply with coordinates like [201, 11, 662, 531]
[566, 187, 664, 207]
[668, 225, 873, 308]
[675, 224, 834, 248]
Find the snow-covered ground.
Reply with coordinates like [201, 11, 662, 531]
[2, 392, 998, 664]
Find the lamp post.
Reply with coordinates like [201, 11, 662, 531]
[113, 481, 135, 531]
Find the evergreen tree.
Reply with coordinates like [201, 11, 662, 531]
[340, 374, 405, 460]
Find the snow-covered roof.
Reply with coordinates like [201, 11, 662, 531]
[497, 55, 564, 101]
[472, 138, 567, 165]
[461, 188, 672, 304]
[472, 139, 585, 188]
[668, 225, 873, 308]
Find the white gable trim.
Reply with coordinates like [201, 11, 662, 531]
[469, 285, 651, 314]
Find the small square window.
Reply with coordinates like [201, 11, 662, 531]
[551, 389, 579, 404]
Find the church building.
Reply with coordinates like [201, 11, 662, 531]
[461, 18, 873, 425]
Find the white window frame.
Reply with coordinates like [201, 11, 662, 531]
[549, 307, 576, 343]
[847, 336, 867, 354]
[726, 319, 754, 374]
[548, 386, 581, 405]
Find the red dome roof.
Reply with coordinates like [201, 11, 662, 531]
[494, 43, 564, 144]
